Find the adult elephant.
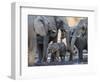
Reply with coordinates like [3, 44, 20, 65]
[68, 18, 88, 62]
[28, 15, 58, 65]
[73, 18, 88, 63]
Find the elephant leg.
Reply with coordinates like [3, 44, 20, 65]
[75, 38, 83, 63]
[60, 53, 64, 62]
[69, 49, 73, 61]
[50, 54, 55, 62]
[66, 31, 70, 49]
[37, 44, 43, 63]
[42, 36, 48, 62]
[65, 31, 74, 61]
[60, 56, 63, 62]
[78, 48, 83, 63]
[62, 55, 65, 62]
[56, 51, 60, 62]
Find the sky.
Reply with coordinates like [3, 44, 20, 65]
[66, 17, 81, 27]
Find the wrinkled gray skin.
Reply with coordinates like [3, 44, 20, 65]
[28, 15, 58, 64]
[48, 42, 67, 62]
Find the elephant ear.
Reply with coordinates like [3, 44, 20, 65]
[41, 16, 50, 33]
[33, 16, 47, 36]
[77, 18, 88, 29]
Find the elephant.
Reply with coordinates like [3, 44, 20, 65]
[48, 42, 67, 62]
[28, 15, 58, 65]
[69, 18, 88, 62]
[74, 19, 88, 63]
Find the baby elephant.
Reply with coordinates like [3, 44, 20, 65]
[48, 42, 67, 62]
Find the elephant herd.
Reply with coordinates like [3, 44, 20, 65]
[28, 15, 88, 66]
